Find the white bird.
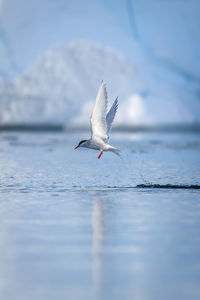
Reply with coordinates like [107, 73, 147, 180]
[74, 81, 120, 159]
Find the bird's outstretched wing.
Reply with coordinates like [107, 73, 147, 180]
[91, 81, 108, 142]
[106, 97, 118, 138]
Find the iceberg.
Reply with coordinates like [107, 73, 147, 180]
[0, 41, 199, 126]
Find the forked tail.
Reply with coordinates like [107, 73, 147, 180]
[108, 146, 121, 157]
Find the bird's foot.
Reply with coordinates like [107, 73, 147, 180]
[98, 151, 103, 159]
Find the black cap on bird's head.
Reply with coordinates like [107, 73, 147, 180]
[74, 139, 87, 150]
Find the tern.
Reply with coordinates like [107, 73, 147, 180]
[74, 81, 120, 159]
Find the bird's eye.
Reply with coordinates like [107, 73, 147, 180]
[79, 140, 86, 145]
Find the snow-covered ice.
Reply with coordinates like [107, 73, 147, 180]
[0, 41, 199, 126]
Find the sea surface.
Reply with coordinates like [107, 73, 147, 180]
[0, 130, 200, 300]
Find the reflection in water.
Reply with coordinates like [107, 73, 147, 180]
[91, 197, 104, 299]
[1, 132, 200, 300]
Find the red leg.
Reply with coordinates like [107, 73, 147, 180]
[98, 151, 103, 159]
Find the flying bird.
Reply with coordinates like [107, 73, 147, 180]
[74, 81, 120, 159]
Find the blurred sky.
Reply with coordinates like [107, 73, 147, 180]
[0, 0, 200, 81]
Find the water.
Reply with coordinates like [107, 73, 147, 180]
[0, 131, 200, 300]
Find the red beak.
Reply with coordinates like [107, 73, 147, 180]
[74, 145, 79, 150]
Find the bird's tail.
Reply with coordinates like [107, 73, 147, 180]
[108, 146, 121, 157]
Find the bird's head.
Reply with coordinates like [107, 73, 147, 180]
[74, 139, 87, 150]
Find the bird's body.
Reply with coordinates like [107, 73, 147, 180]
[74, 81, 119, 159]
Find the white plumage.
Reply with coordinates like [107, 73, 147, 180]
[74, 81, 119, 159]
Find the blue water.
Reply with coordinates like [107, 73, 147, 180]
[0, 131, 200, 300]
